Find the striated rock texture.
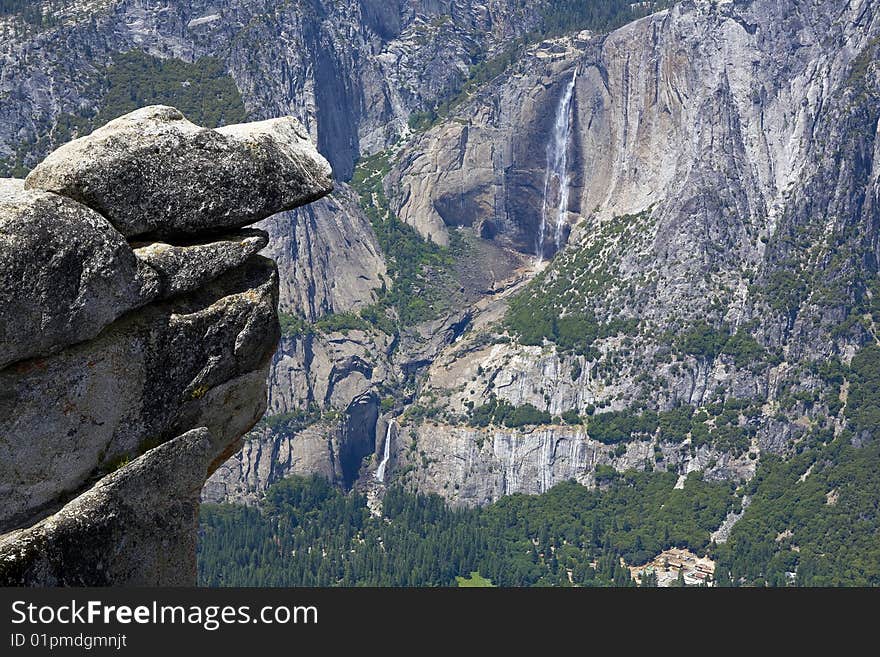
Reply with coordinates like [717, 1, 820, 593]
[0, 1, 551, 179]
[401, 423, 754, 507]
[390, 1, 880, 256]
[0, 105, 331, 585]
[261, 186, 388, 320]
[202, 424, 339, 506]
[203, 392, 382, 504]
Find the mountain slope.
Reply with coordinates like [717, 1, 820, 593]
[2, 0, 879, 586]
[375, 0, 880, 506]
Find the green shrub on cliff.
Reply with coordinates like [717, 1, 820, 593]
[351, 151, 457, 330]
[715, 436, 880, 587]
[467, 396, 552, 428]
[846, 344, 880, 435]
[98, 52, 247, 128]
[504, 212, 648, 353]
[538, 1, 674, 38]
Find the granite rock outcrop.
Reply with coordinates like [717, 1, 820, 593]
[0, 105, 331, 585]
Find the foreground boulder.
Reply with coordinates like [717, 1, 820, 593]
[25, 106, 333, 238]
[0, 179, 158, 369]
[0, 104, 332, 585]
[0, 428, 213, 586]
[0, 181, 274, 370]
[0, 258, 279, 535]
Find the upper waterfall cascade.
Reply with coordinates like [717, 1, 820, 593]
[538, 68, 578, 261]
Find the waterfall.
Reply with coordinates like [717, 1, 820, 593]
[538, 68, 578, 260]
[375, 420, 394, 482]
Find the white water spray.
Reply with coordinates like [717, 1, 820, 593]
[375, 421, 394, 482]
[537, 68, 578, 260]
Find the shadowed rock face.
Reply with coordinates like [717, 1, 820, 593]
[131, 229, 269, 299]
[0, 106, 332, 585]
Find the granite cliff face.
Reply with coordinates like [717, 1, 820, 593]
[367, 0, 880, 504]
[3, 0, 879, 516]
[203, 0, 880, 507]
[0, 105, 331, 585]
[0, 0, 555, 504]
[401, 424, 753, 506]
[390, 0, 879, 260]
[0, 1, 578, 508]
[0, 0, 549, 177]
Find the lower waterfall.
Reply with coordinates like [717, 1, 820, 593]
[375, 420, 394, 483]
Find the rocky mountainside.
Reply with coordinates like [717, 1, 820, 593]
[358, 0, 878, 504]
[0, 106, 330, 585]
[210, 0, 880, 509]
[2, 0, 879, 537]
[0, 0, 573, 503]
[0, 0, 553, 176]
[0, 0, 548, 316]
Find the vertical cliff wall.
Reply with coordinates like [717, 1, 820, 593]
[0, 1, 555, 507]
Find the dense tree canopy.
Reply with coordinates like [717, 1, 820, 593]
[198, 471, 735, 587]
[714, 435, 880, 587]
